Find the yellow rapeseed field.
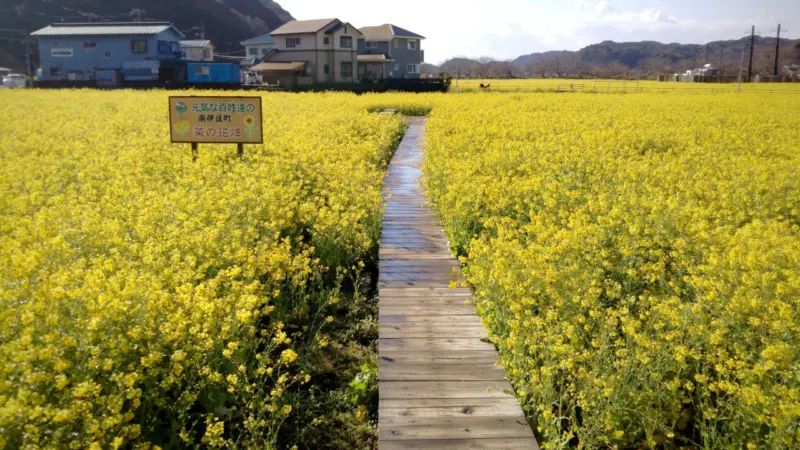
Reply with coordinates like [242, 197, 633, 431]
[2, 88, 799, 450]
[0, 90, 403, 449]
[422, 93, 800, 448]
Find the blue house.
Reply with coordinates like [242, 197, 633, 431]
[31, 22, 185, 85]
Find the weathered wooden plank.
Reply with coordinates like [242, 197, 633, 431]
[378, 351, 501, 367]
[382, 338, 495, 352]
[380, 438, 538, 450]
[380, 289, 471, 295]
[379, 315, 485, 325]
[380, 397, 522, 412]
[380, 416, 534, 440]
[381, 363, 507, 381]
[378, 299, 474, 308]
[380, 325, 487, 339]
[380, 381, 515, 400]
[380, 305, 477, 316]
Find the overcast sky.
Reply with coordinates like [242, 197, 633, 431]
[277, 0, 798, 64]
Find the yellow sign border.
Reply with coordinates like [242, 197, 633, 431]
[168, 96, 264, 144]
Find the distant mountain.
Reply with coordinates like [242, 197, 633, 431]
[513, 50, 577, 67]
[513, 36, 799, 74]
[0, 0, 294, 69]
[439, 57, 480, 73]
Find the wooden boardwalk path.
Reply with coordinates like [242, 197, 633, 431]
[378, 117, 539, 450]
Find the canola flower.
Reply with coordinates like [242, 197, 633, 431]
[0, 90, 402, 449]
[419, 93, 800, 449]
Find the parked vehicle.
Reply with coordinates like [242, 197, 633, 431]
[2, 73, 27, 88]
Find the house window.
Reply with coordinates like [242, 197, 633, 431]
[408, 40, 418, 50]
[105, 51, 112, 58]
[131, 40, 148, 53]
[157, 40, 170, 54]
[84, 42, 96, 48]
[324, 37, 330, 45]
[341, 62, 352, 77]
[358, 65, 365, 75]
[248, 47, 259, 56]
[195, 65, 210, 75]
[261, 48, 270, 55]
[286, 37, 301, 48]
[203, 49, 212, 59]
[49, 67, 61, 76]
[394, 39, 400, 49]
[324, 64, 330, 74]
[340, 36, 352, 48]
[393, 63, 399, 71]
[407, 64, 418, 73]
[366, 41, 378, 49]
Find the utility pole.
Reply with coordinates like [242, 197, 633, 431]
[738, 46, 745, 92]
[773, 24, 781, 76]
[747, 25, 755, 82]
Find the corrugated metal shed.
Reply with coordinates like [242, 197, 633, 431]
[31, 22, 184, 37]
[250, 61, 307, 72]
[180, 40, 212, 48]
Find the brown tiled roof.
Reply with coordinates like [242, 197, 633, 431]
[358, 24, 425, 40]
[270, 19, 338, 35]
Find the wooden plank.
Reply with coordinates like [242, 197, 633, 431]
[381, 363, 507, 381]
[379, 315, 485, 325]
[378, 351, 501, 367]
[380, 438, 538, 450]
[380, 287, 472, 295]
[378, 299, 474, 308]
[380, 325, 487, 339]
[380, 381, 515, 400]
[380, 305, 477, 316]
[381, 397, 522, 412]
[382, 338, 495, 352]
[380, 416, 534, 440]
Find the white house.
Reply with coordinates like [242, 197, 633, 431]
[180, 40, 214, 62]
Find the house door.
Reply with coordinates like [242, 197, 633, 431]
[366, 63, 383, 79]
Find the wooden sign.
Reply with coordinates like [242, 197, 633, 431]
[169, 96, 263, 144]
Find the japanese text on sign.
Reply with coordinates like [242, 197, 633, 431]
[169, 96, 263, 144]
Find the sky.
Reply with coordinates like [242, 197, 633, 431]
[276, 0, 798, 64]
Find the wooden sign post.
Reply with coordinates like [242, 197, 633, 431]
[169, 96, 263, 161]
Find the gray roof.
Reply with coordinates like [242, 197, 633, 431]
[327, 22, 363, 36]
[241, 33, 277, 46]
[31, 22, 184, 38]
[240, 57, 259, 68]
[270, 18, 339, 35]
[180, 40, 212, 48]
[359, 24, 425, 40]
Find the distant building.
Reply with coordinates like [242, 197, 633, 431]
[181, 40, 214, 61]
[241, 33, 277, 59]
[31, 22, 184, 85]
[252, 18, 361, 86]
[783, 64, 799, 80]
[357, 24, 425, 80]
